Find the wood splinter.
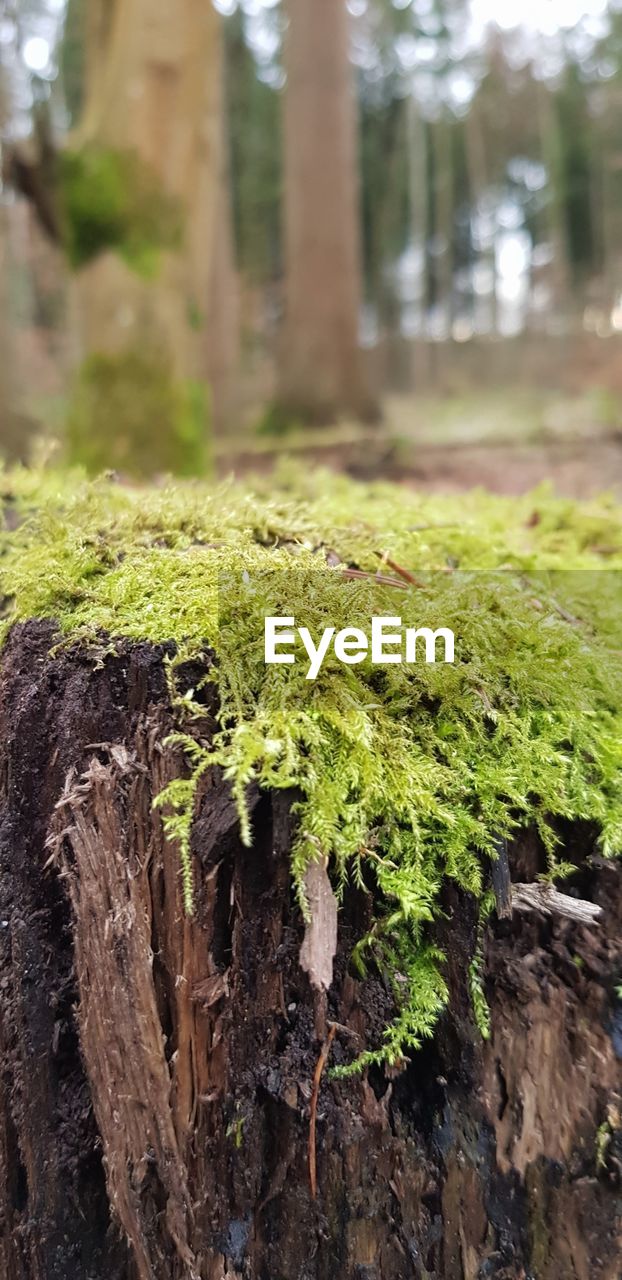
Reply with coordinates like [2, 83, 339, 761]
[308, 1022, 337, 1200]
[511, 882, 602, 925]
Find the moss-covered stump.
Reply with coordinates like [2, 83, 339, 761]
[0, 470, 621, 1277]
[0, 622, 620, 1279]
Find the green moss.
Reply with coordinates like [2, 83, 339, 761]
[256, 402, 303, 438]
[596, 1119, 612, 1171]
[66, 351, 209, 478]
[59, 144, 182, 273]
[1, 467, 622, 1069]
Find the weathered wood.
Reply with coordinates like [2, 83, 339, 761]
[512, 881, 603, 924]
[491, 836, 512, 918]
[0, 621, 621, 1279]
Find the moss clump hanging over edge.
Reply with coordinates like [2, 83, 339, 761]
[66, 350, 209, 478]
[1, 465, 621, 1070]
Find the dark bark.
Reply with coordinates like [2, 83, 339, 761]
[0, 622, 620, 1279]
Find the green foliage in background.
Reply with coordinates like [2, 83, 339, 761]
[55, 0, 622, 340]
[66, 350, 209, 478]
[60, 145, 182, 273]
[224, 8, 284, 283]
[1, 467, 622, 1068]
[552, 64, 598, 285]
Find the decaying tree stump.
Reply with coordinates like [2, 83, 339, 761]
[0, 620, 621, 1279]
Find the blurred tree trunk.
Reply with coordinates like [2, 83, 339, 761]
[0, 207, 40, 465]
[206, 177, 240, 437]
[0, 71, 38, 464]
[434, 117, 453, 339]
[407, 91, 430, 388]
[206, 55, 240, 438]
[537, 79, 571, 324]
[277, 0, 377, 424]
[0, 207, 16, 456]
[0, 65, 15, 458]
[0, 71, 11, 454]
[67, 0, 223, 475]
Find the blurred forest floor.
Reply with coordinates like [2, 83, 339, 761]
[215, 387, 622, 498]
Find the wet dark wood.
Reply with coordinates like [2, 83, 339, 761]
[0, 621, 620, 1279]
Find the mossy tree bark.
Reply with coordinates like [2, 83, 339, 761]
[0, 209, 17, 458]
[0, 622, 620, 1279]
[67, 0, 223, 475]
[277, 0, 378, 425]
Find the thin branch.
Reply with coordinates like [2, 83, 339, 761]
[376, 553, 426, 589]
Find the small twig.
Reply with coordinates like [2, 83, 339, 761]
[543, 594, 582, 628]
[520, 576, 583, 629]
[359, 844, 399, 871]
[474, 686, 494, 714]
[341, 567, 407, 590]
[376, 553, 426, 589]
[327, 1021, 363, 1044]
[309, 1023, 337, 1200]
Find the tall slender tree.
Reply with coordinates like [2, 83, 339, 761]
[277, 0, 377, 423]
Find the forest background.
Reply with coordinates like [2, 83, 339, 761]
[2, 0, 622, 495]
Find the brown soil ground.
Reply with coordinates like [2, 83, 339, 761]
[383, 435, 622, 498]
[216, 390, 622, 499]
[219, 432, 622, 500]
